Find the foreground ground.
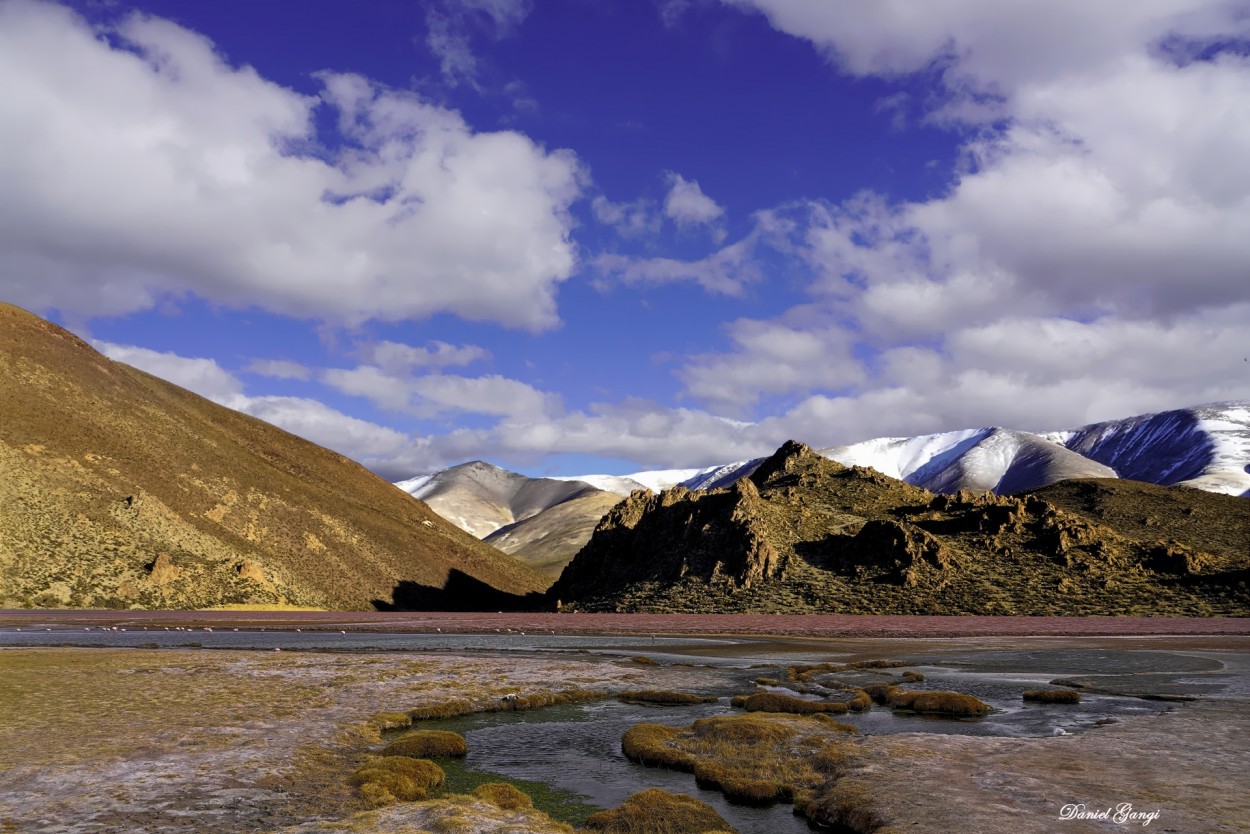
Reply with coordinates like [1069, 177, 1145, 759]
[1, 615, 1247, 833]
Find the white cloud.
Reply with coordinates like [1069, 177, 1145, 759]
[0, 1, 581, 331]
[663, 172, 726, 233]
[667, 0, 1250, 426]
[245, 359, 312, 381]
[426, 0, 531, 87]
[591, 195, 662, 237]
[721, 0, 1247, 93]
[680, 310, 866, 413]
[95, 339, 428, 476]
[363, 340, 491, 372]
[322, 363, 557, 420]
[95, 341, 243, 402]
[593, 209, 791, 295]
[236, 394, 418, 470]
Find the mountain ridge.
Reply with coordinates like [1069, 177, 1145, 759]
[0, 304, 548, 610]
[398, 402, 1248, 581]
[547, 440, 1250, 615]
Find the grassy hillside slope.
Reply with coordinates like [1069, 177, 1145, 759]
[0, 304, 547, 610]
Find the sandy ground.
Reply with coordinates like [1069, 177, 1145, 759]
[1, 622, 1247, 833]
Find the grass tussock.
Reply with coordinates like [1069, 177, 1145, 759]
[622, 723, 698, 771]
[900, 671, 925, 683]
[381, 729, 468, 759]
[630, 655, 660, 665]
[584, 788, 737, 834]
[621, 713, 857, 815]
[800, 782, 889, 833]
[863, 683, 900, 705]
[472, 782, 533, 811]
[367, 711, 413, 731]
[619, 690, 718, 705]
[1023, 689, 1081, 704]
[732, 692, 849, 714]
[888, 689, 991, 717]
[693, 760, 791, 805]
[349, 756, 445, 806]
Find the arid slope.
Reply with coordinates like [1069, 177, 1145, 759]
[0, 304, 547, 610]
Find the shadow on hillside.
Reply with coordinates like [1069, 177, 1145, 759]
[372, 569, 550, 612]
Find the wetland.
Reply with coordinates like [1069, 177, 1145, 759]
[1, 613, 1248, 833]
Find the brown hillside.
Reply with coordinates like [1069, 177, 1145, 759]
[549, 441, 1249, 615]
[0, 304, 547, 610]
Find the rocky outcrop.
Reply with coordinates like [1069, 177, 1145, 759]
[549, 439, 1250, 615]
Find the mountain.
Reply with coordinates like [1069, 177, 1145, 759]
[1043, 402, 1250, 495]
[548, 441, 1250, 615]
[821, 427, 1119, 494]
[0, 304, 547, 610]
[396, 461, 622, 580]
[398, 403, 1247, 578]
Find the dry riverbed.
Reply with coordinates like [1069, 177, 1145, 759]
[1, 629, 1247, 833]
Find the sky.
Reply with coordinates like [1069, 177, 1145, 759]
[2, 0, 1249, 480]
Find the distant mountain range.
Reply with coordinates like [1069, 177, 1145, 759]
[398, 401, 1250, 581]
[0, 304, 548, 610]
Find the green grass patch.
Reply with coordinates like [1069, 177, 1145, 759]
[472, 782, 533, 810]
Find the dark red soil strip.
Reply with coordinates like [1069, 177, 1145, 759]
[2, 610, 1248, 638]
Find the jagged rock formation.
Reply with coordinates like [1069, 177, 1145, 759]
[0, 304, 548, 610]
[548, 441, 1250, 615]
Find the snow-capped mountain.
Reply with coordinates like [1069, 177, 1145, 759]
[396, 402, 1248, 574]
[821, 427, 1117, 495]
[1043, 402, 1250, 496]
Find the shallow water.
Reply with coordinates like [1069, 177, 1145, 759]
[422, 699, 817, 834]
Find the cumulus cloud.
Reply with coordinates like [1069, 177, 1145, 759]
[97, 339, 430, 475]
[680, 310, 866, 413]
[322, 363, 557, 420]
[95, 341, 244, 402]
[0, 1, 581, 331]
[721, 0, 1248, 93]
[671, 0, 1250, 433]
[591, 195, 662, 237]
[663, 172, 726, 234]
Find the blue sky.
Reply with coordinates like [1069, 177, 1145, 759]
[3, 0, 1249, 479]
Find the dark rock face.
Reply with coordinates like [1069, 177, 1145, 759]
[552, 478, 785, 604]
[549, 440, 1250, 615]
